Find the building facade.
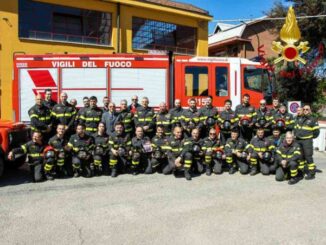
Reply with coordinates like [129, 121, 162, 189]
[209, 18, 277, 59]
[0, 0, 211, 120]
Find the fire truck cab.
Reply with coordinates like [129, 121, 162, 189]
[174, 56, 272, 110]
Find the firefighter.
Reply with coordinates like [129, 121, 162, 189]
[67, 124, 94, 178]
[79, 96, 103, 135]
[224, 129, 250, 175]
[92, 122, 110, 176]
[201, 128, 224, 175]
[117, 99, 134, 136]
[147, 125, 170, 174]
[8, 131, 46, 182]
[270, 97, 280, 116]
[275, 131, 302, 185]
[165, 126, 192, 180]
[272, 104, 294, 134]
[102, 96, 110, 113]
[108, 122, 132, 177]
[267, 128, 284, 150]
[102, 102, 119, 136]
[235, 94, 257, 142]
[131, 127, 152, 175]
[43, 88, 57, 110]
[199, 96, 218, 137]
[28, 94, 53, 141]
[248, 128, 276, 176]
[181, 98, 202, 137]
[48, 124, 71, 178]
[155, 102, 172, 136]
[52, 92, 77, 136]
[169, 99, 184, 129]
[294, 104, 320, 180]
[128, 95, 141, 114]
[218, 99, 238, 145]
[254, 99, 273, 136]
[293, 106, 305, 173]
[76, 97, 90, 125]
[181, 128, 204, 175]
[134, 97, 155, 138]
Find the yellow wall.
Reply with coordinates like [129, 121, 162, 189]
[0, 0, 210, 120]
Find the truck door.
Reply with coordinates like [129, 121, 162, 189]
[211, 64, 230, 109]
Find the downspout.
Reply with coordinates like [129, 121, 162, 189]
[117, 2, 121, 53]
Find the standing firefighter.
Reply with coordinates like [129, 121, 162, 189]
[169, 99, 184, 129]
[235, 94, 256, 142]
[67, 124, 94, 177]
[254, 99, 273, 136]
[117, 99, 134, 136]
[80, 96, 103, 134]
[199, 96, 218, 137]
[224, 129, 250, 175]
[8, 131, 46, 182]
[155, 102, 172, 136]
[273, 104, 294, 134]
[52, 92, 77, 136]
[218, 99, 237, 145]
[294, 105, 320, 180]
[181, 98, 202, 137]
[134, 97, 155, 137]
[275, 132, 302, 185]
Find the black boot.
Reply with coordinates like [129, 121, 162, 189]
[250, 167, 258, 176]
[45, 173, 54, 181]
[229, 167, 237, 175]
[111, 167, 118, 178]
[305, 170, 315, 180]
[205, 166, 212, 176]
[184, 169, 192, 181]
[288, 176, 300, 185]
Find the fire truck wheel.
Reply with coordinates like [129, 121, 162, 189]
[0, 156, 4, 177]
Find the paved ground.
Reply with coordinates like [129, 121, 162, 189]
[0, 151, 326, 245]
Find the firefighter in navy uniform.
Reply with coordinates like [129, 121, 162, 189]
[92, 122, 110, 176]
[181, 128, 204, 175]
[275, 132, 302, 185]
[108, 122, 132, 177]
[43, 89, 57, 110]
[248, 128, 276, 176]
[267, 128, 284, 153]
[272, 104, 294, 134]
[8, 131, 46, 182]
[235, 94, 257, 142]
[47, 124, 71, 178]
[254, 99, 273, 136]
[218, 99, 238, 145]
[131, 127, 152, 175]
[181, 98, 202, 137]
[169, 99, 184, 129]
[147, 125, 170, 174]
[28, 94, 53, 140]
[165, 126, 192, 180]
[75, 97, 90, 126]
[201, 128, 224, 175]
[224, 129, 250, 175]
[270, 98, 280, 116]
[52, 92, 77, 136]
[134, 97, 155, 138]
[67, 124, 95, 178]
[116, 99, 134, 137]
[155, 102, 172, 136]
[199, 96, 218, 137]
[294, 105, 320, 180]
[80, 96, 103, 135]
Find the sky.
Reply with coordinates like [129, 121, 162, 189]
[176, 0, 288, 34]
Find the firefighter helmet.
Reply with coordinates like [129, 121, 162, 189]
[187, 120, 196, 131]
[205, 117, 216, 127]
[275, 118, 286, 129]
[192, 143, 201, 154]
[263, 151, 272, 162]
[77, 147, 88, 160]
[94, 145, 105, 156]
[258, 117, 267, 127]
[44, 146, 55, 159]
[240, 116, 251, 127]
[215, 148, 224, 160]
[223, 120, 232, 130]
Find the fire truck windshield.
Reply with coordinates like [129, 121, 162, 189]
[244, 67, 272, 103]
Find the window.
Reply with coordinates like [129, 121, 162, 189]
[132, 17, 197, 55]
[185, 67, 208, 96]
[244, 67, 264, 92]
[215, 67, 228, 96]
[19, 0, 112, 45]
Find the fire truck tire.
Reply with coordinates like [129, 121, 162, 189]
[0, 156, 4, 177]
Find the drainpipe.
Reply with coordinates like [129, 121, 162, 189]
[117, 3, 121, 53]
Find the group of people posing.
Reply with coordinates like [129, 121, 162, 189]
[8, 89, 320, 185]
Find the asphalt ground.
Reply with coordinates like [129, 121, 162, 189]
[0, 151, 326, 245]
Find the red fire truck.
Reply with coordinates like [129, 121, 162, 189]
[13, 54, 272, 123]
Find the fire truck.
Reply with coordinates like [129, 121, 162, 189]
[13, 54, 272, 123]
